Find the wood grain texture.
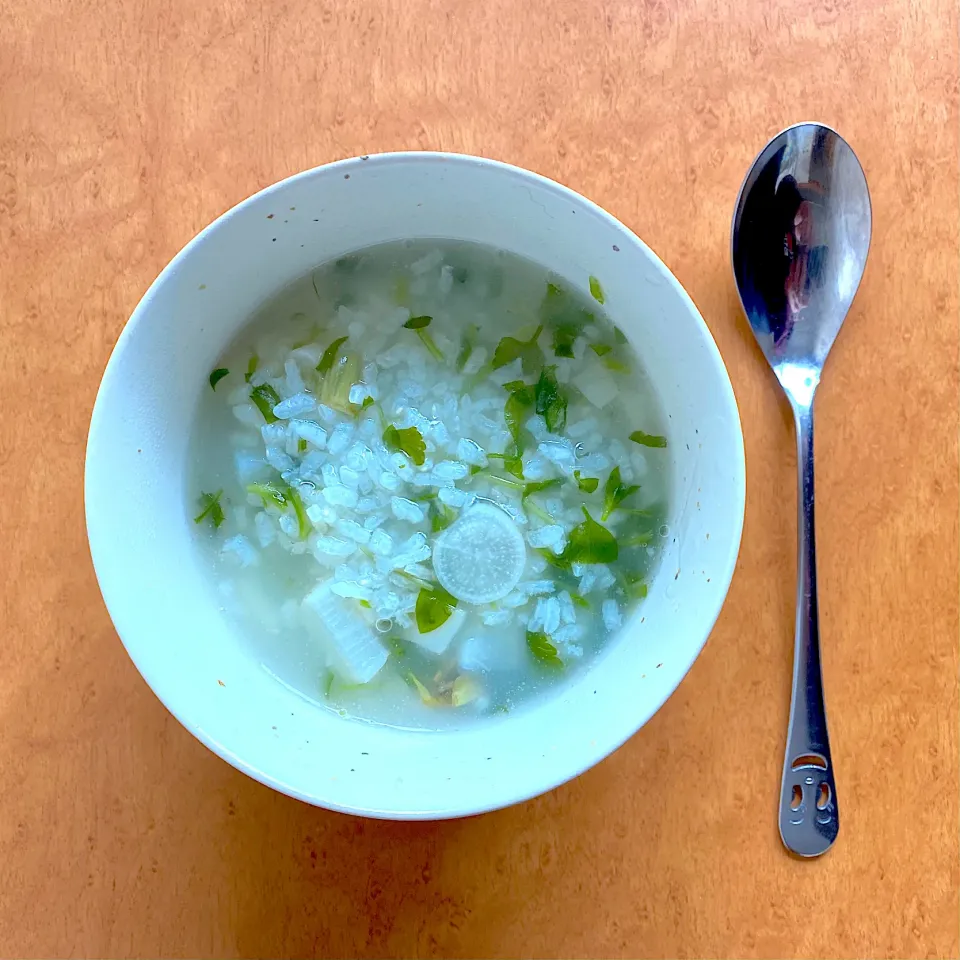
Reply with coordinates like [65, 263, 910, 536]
[1, 0, 957, 957]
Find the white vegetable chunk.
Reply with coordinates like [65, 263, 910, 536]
[573, 360, 619, 409]
[432, 504, 526, 605]
[408, 607, 466, 655]
[301, 583, 388, 684]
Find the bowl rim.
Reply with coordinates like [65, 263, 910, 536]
[86, 150, 746, 818]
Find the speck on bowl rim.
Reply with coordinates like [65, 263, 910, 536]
[85, 152, 746, 819]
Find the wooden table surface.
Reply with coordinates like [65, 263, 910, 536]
[2, 1, 957, 957]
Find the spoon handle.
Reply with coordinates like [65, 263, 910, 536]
[780, 401, 839, 857]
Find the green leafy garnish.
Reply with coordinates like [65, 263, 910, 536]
[403, 315, 444, 361]
[386, 636, 407, 658]
[629, 430, 668, 448]
[622, 575, 649, 601]
[501, 380, 527, 393]
[383, 424, 426, 466]
[246, 481, 288, 508]
[503, 453, 524, 479]
[522, 478, 562, 500]
[526, 631, 563, 668]
[602, 466, 640, 521]
[570, 593, 591, 609]
[415, 584, 458, 634]
[492, 324, 544, 373]
[622, 530, 654, 547]
[316, 335, 349, 375]
[250, 383, 281, 423]
[317, 341, 360, 412]
[613, 326, 628, 344]
[590, 343, 613, 357]
[430, 502, 457, 533]
[503, 383, 536, 450]
[297, 437, 308, 453]
[246, 482, 309, 537]
[209, 368, 229, 390]
[455, 325, 478, 372]
[288, 487, 309, 538]
[540, 281, 593, 358]
[563, 507, 618, 565]
[193, 490, 225, 529]
[574, 470, 599, 494]
[534, 365, 568, 433]
[589, 275, 605, 304]
[604, 357, 631, 374]
[361, 396, 375, 410]
[244, 355, 259, 383]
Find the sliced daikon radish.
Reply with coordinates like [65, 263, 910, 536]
[433, 503, 526, 605]
[573, 360, 618, 409]
[409, 607, 466, 655]
[300, 583, 388, 684]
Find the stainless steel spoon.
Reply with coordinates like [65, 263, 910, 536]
[731, 123, 871, 858]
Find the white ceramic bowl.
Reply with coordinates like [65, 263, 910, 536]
[86, 153, 745, 819]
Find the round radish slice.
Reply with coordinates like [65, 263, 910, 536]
[433, 503, 527, 605]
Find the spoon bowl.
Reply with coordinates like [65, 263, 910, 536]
[732, 123, 871, 857]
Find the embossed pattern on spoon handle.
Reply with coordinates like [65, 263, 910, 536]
[779, 400, 839, 857]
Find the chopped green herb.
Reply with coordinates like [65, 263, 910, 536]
[503, 384, 536, 450]
[522, 478, 562, 500]
[526, 631, 563, 668]
[297, 437, 308, 454]
[492, 324, 544, 373]
[574, 470, 599, 494]
[604, 356, 631, 374]
[536, 547, 571, 571]
[534, 365, 568, 433]
[563, 507, 618, 565]
[430, 501, 457, 533]
[570, 593, 591, 609]
[602, 465, 640, 521]
[403, 315, 443, 360]
[455, 325, 477, 372]
[540, 280, 593, 359]
[361, 396, 375, 410]
[246, 481, 308, 538]
[415, 584, 458, 634]
[629, 430, 668, 448]
[318, 346, 361, 412]
[316, 335, 349, 375]
[209, 368, 229, 390]
[501, 380, 527, 393]
[193, 490, 225, 529]
[246, 481, 289, 508]
[503, 454, 524, 479]
[622, 530, 654, 547]
[386, 635, 407, 657]
[589, 342, 613, 357]
[323, 671, 335, 698]
[244, 355, 259, 383]
[357, 598, 372, 609]
[250, 383, 281, 423]
[624, 577, 648, 600]
[383, 424, 426, 466]
[589, 275, 605, 304]
[613, 326, 628, 344]
[288, 486, 309, 539]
